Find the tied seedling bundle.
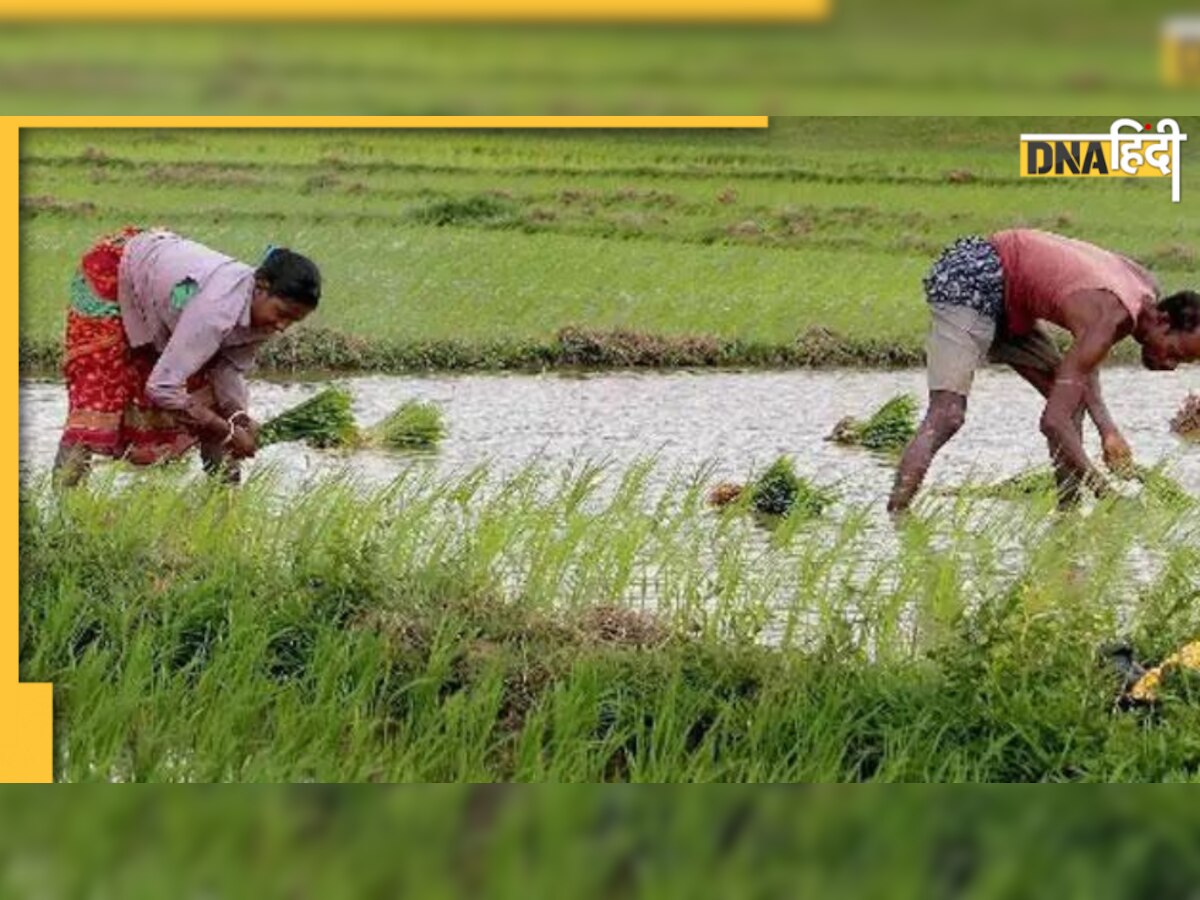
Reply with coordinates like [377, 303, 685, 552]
[258, 386, 361, 449]
[257, 389, 447, 452]
[940, 464, 1192, 509]
[366, 400, 446, 451]
[938, 468, 1058, 501]
[708, 456, 835, 519]
[1115, 464, 1192, 509]
[828, 394, 917, 454]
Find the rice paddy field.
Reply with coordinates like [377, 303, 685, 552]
[17, 120, 1200, 782]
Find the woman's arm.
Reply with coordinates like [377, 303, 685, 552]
[209, 345, 254, 417]
[145, 289, 242, 441]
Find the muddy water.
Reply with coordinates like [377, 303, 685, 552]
[20, 368, 1200, 504]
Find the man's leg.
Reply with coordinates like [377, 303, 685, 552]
[889, 390, 967, 514]
[888, 304, 990, 515]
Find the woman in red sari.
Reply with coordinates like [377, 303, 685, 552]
[55, 227, 321, 485]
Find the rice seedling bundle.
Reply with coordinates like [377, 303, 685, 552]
[366, 400, 446, 450]
[258, 386, 360, 449]
[706, 459, 835, 518]
[941, 464, 1192, 508]
[747, 457, 835, 518]
[828, 394, 917, 453]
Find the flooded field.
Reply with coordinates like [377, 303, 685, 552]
[20, 367, 1200, 505]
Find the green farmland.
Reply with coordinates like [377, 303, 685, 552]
[19, 119, 1197, 371]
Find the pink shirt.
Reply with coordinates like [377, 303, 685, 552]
[118, 230, 272, 412]
[991, 229, 1159, 336]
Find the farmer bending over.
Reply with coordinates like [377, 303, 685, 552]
[54, 228, 321, 486]
[888, 229, 1200, 514]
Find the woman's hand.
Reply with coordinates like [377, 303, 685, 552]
[227, 425, 258, 459]
[224, 411, 260, 458]
[185, 398, 232, 443]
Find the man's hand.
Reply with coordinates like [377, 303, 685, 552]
[1041, 305, 1125, 495]
[1101, 431, 1134, 475]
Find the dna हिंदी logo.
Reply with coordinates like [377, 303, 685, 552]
[1019, 118, 1188, 203]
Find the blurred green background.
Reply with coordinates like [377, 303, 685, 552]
[0, 0, 1195, 115]
[1, 789, 1199, 897]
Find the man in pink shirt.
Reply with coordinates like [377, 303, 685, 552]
[56, 228, 321, 485]
[888, 229, 1200, 515]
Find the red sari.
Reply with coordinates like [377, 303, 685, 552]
[61, 228, 211, 465]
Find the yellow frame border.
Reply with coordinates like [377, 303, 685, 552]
[2, 114, 767, 783]
[0, 0, 829, 19]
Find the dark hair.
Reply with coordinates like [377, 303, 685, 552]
[255, 247, 321, 308]
[1157, 290, 1200, 333]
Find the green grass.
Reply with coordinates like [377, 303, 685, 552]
[20, 462, 1200, 782]
[19, 119, 1198, 372]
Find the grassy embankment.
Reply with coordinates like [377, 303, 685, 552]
[21, 463, 1200, 782]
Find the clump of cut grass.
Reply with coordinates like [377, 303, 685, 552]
[828, 394, 917, 453]
[259, 386, 360, 449]
[366, 400, 446, 450]
[410, 194, 517, 227]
